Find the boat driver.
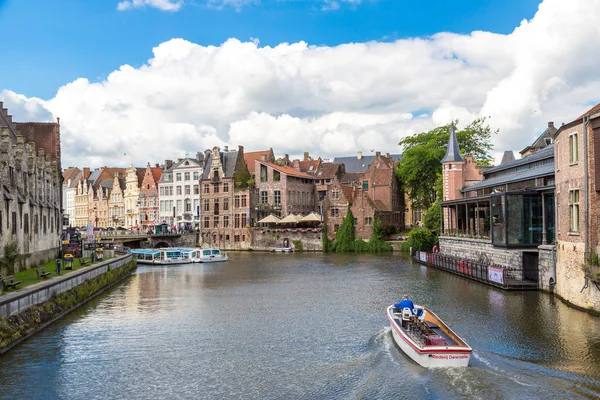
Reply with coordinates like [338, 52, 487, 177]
[394, 295, 425, 319]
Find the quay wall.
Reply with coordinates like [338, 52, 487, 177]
[555, 240, 600, 313]
[538, 245, 557, 291]
[249, 229, 323, 252]
[0, 253, 133, 319]
[439, 237, 523, 268]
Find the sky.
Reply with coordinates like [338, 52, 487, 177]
[1, 0, 600, 168]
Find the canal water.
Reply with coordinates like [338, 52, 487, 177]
[1, 253, 599, 399]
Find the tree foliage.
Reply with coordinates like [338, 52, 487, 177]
[395, 118, 496, 209]
[334, 209, 356, 253]
[407, 228, 438, 252]
[329, 214, 392, 253]
[234, 169, 254, 190]
[424, 203, 441, 236]
[0, 242, 26, 275]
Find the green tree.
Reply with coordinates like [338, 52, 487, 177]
[423, 203, 441, 235]
[407, 227, 438, 252]
[367, 218, 393, 252]
[322, 224, 331, 253]
[395, 118, 495, 209]
[234, 169, 254, 190]
[335, 209, 356, 253]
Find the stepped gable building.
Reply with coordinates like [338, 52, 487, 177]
[553, 103, 600, 311]
[439, 123, 556, 287]
[123, 164, 142, 228]
[75, 167, 91, 228]
[158, 154, 204, 230]
[139, 163, 162, 231]
[87, 167, 126, 229]
[62, 167, 82, 228]
[0, 103, 62, 271]
[108, 173, 126, 228]
[200, 146, 252, 248]
[254, 158, 315, 221]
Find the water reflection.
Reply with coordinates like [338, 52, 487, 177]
[0, 252, 598, 399]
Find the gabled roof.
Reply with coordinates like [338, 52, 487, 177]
[136, 168, 145, 186]
[520, 122, 557, 156]
[578, 102, 600, 119]
[151, 167, 163, 183]
[67, 170, 82, 188]
[315, 163, 344, 179]
[260, 161, 313, 179]
[441, 124, 464, 163]
[484, 145, 553, 176]
[62, 167, 81, 182]
[291, 159, 321, 174]
[0, 101, 17, 140]
[201, 150, 240, 180]
[333, 154, 402, 173]
[244, 150, 273, 174]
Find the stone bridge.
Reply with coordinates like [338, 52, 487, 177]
[94, 232, 199, 249]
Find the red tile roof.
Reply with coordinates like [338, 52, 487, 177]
[579, 102, 600, 119]
[261, 161, 313, 179]
[151, 167, 163, 183]
[62, 167, 80, 182]
[291, 159, 321, 174]
[244, 150, 272, 174]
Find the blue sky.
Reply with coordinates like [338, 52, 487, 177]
[2, 0, 541, 99]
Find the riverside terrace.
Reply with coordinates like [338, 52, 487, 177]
[436, 124, 556, 290]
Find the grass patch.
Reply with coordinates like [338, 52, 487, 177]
[1, 257, 112, 296]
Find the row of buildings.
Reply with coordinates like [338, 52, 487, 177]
[63, 146, 410, 244]
[0, 103, 62, 270]
[439, 104, 600, 312]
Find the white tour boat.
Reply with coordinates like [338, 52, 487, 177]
[194, 248, 228, 263]
[271, 247, 293, 253]
[130, 248, 190, 265]
[387, 304, 472, 368]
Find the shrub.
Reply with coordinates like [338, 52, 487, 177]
[292, 240, 303, 251]
[424, 203, 441, 236]
[407, 227, 437, 252]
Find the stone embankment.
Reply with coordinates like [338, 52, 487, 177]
[0, 253, 136, 354]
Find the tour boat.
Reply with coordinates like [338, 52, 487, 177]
[194, 248, 229, 263]
[386, 304, 472, 368]
[130, 248, 190, 265]
[271, 247, 293, 253]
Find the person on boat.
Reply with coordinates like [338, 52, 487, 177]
[394, 295, 415, 313]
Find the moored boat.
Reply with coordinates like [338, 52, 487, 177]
[194, 248, 228, 263]
[386, 304, 472, 368]
[131, 248, 190, 265]
[271, 247, 293, 253]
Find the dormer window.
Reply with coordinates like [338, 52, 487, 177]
[544, 138, 552, 145]
[213, 169, 218, 179]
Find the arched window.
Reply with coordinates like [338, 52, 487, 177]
[147, 184, 150, 190]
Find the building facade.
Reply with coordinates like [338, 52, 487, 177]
[139, 163, 162, 231]
[123, 165, 142, 228]
[0, 103, 62, 271]
[62, 167, 81, 228]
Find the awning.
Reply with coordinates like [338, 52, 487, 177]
[258, 214, 281, 224]
[278, 214, 300, 224]
[299, 212, 321, 222]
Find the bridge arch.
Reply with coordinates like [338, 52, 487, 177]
[154, 241, 170, 248]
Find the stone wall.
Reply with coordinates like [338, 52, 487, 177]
[555, 240, 600, 312]
[0, 253, 133, 318]
[250, 229, 323, 251]
[538, 244, 557, 291]
[439, 236, 523, 267]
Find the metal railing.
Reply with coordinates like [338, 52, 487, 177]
[413, 251, 539, 290]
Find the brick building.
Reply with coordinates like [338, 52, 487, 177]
[200, 146, 252, 248]
[139, 163, 162, 231]
[108, 174, 126, 227]
[254, 158, 315, 220]
[554, 103, 600, 311]
[0, 103, 62, 271]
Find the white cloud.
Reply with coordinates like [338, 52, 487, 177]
[117, 0, 183, 12]
[3, 0, 600, 168]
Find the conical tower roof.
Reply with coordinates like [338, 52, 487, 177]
[441, 124, 465, 163]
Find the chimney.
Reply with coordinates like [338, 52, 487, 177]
[224, 145, 229, 152]
[304, 152, 309, 161]
[196, 152, 204, 162]
[386, 153, 390, 158]
[155, 163, 159, 168]
[357, 151, 362, 160]
[548, 121, 554, 128]
[165, 160, 173, 169]
[376, 151, 381, 157]
[501, 150, 515, 164]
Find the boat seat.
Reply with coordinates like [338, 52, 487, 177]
[401, 308, 413, 321]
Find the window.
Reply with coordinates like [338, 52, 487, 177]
[213, 183, 219, 193]
[353, 218, 358, 226]
[12, 212, 17, 234]
[184, 172, 190, 181]
[362, 181, 368, 191]
[544, 138, 552, 146]
[234, 214, 240, 228]
[213, 216, 219, 228]
[213, 169, 219, 180]
[176, 173, 182, 181]
[204, 184, 210, 194]
[176, 186, 182, 195]
[185, 199, 192, 212]
[334, 224, 340, 232]
[260, 165, 268, 182]
[204, 199, 210, 212]
[177, 200, 182, 213]
[234, 196, 240, 208]
[160, 187, 165, 196]
[570, 189, 580, 232]
[242, 213, 247, 227]
[223, 216, 230, 228]
[24, 214, 29, 235]
[569, 133, 579, 164]
[365, 217, 373, 226]
[274, 170, 281, 182]
[223, 198, 229, 211]
[261, 191, 268, 204]
[274, 190, 281, 207]
[169, 186, 174, 195]
[332, 190, 339, 200]
[214, 199, 220, 215]
[193, 172, 199, 180]
[331, 207, 340, 217]
[234, 235, 240, 243]
[223, 183, 229, 193]
[194, 185, 199, 195]
[242, 196, 247, 207]
[185, 185, 191, 195]
[204, 216, 210, 228]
